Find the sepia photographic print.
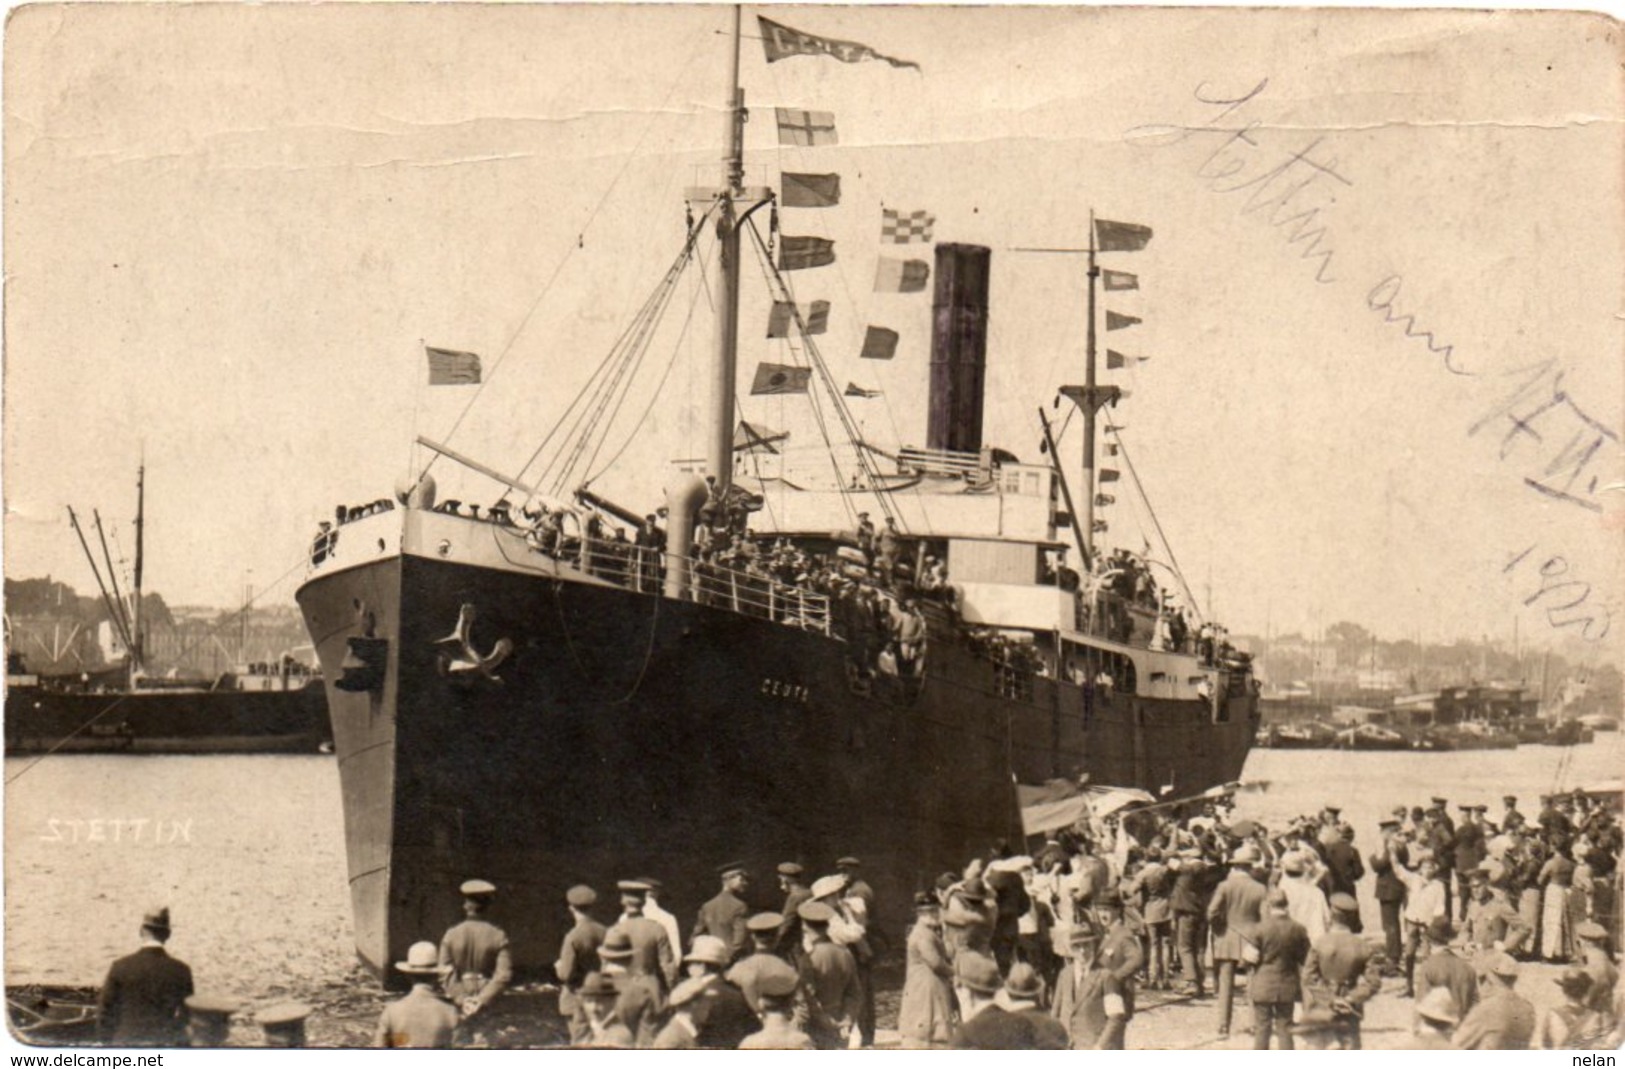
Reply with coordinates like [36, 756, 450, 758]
[3, 1, 1621, 1057]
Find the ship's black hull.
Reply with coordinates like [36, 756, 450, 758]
[2, 682, 331, 755]
[299, 549, 1257, 980]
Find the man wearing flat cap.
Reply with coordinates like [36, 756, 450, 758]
[738, 962, 813, 1049]
[775, 863, 812, 953]
[257, 1003, 310, 1048]
[835, 856, 876, 920]
[1305, 892, 1380, 1048]
[1453, 804, 1487, 921]
[636, 877, 684, 965]
[795, 900, 861, 1049]
[728, 914, 789, 1014]
[184, 995, 239, 1047]
[438, 879, 511, 1021]
[97, 906, 194, 1046]
[1501, 795, 1525, 833]
[1250, 887, 1311, 1050]
[1370, 817, 1409, 971]
[1463, 867, 1530, 957]
[608, 879, 677, 990]
[555, 885, 606, 1044]
[693, 863, 751, 964]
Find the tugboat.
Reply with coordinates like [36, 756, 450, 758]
[296, 9, 1260, 978]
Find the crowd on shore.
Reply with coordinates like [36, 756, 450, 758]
[88, 789, 1621, 1050]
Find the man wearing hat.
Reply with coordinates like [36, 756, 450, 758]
[1451, 951, 1533, 1049]
[1537, 793, 1573, 838]
[597, 929, 662, 1047]
[1206, 843, 1267, 1039]
[1415, 916, 1478, 1026]
[1423, 806, 1458, 920]
[835, 856, 876, 921]
[1537, 968, 1608, 1049]
[1250, 887, 1311, 1050]
[795, 900, 861, 1049]
[1574, 920, 1617, 1017]
[1501, 795, 1525, 833]
[1279, 849, 1331, 942]
[184, 996, 240, 1048]
[737, 961, 814, 1049]
[947, 952, 1015, 1048]
[692, 862, 751, 963]
[1463, 866, 1530, 956]
[855, 511, 876, 567]
[650, 975, 719, 1049]
[898, 894, 955, 1049]
[997, 963, 1068, 1049]
[257, 1003, 311, 1048]
[437, 879, 511, 1020]
[1412, 987, 1462, 1049]
[573, 972, 633, 1048]
[1168, 846, 1215, 997]
[876, 515, 901, 583]
[775, 863, 812, 953]
[729, 914, 788, 1014]
[375, 941, 460, 1048]
[1304, 892, 1380, 1049]
[679, 936, 756, 1049]
[1322, 823, 1365, 933]
[814, 871, 875, 1047]
[610, 879, 677, 989]
[554, 885, 606, 1045]
[1453, 804, 1488, 921]
[637, 877, 684, 965]
[1052, 919, 1128, 1050]
[1369, 817, 1408, 972]
[943, 876, 996, 964]
[1091, 887, 1143, 1047]
[96, 906, 194, 1046]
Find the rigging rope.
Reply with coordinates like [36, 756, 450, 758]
[424, 32, 711, 478]
[583, 239, 714, 486]
[5, 547, 317, 787]
[510, 206, 712, 497]
[743, 219, 904, 531]
[1106, 424, 1204, 625]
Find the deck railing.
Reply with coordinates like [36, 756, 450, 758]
[526, 530, 831, 636]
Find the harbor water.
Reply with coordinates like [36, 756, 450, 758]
[6, 737, 1621, 995]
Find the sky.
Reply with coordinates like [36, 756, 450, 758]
[4, 4, 1622, 665]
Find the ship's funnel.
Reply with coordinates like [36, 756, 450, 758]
[927, 243, 992, 455]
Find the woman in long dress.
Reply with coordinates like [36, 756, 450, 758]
[898, 893, 957, 1048]
[1512, 838, 1544, 957]
[1539, 844, 1576, 962]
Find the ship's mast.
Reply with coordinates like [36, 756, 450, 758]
[133, 460, 145, 674]
[1081, 209, 1099, 563]
[706, 6, 747, 499]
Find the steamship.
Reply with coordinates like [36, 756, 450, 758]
[5, 469, 330, 757]
[296, 10, 1258, 979]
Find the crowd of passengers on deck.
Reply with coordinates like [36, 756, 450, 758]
[312, 482, 1244, 685]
